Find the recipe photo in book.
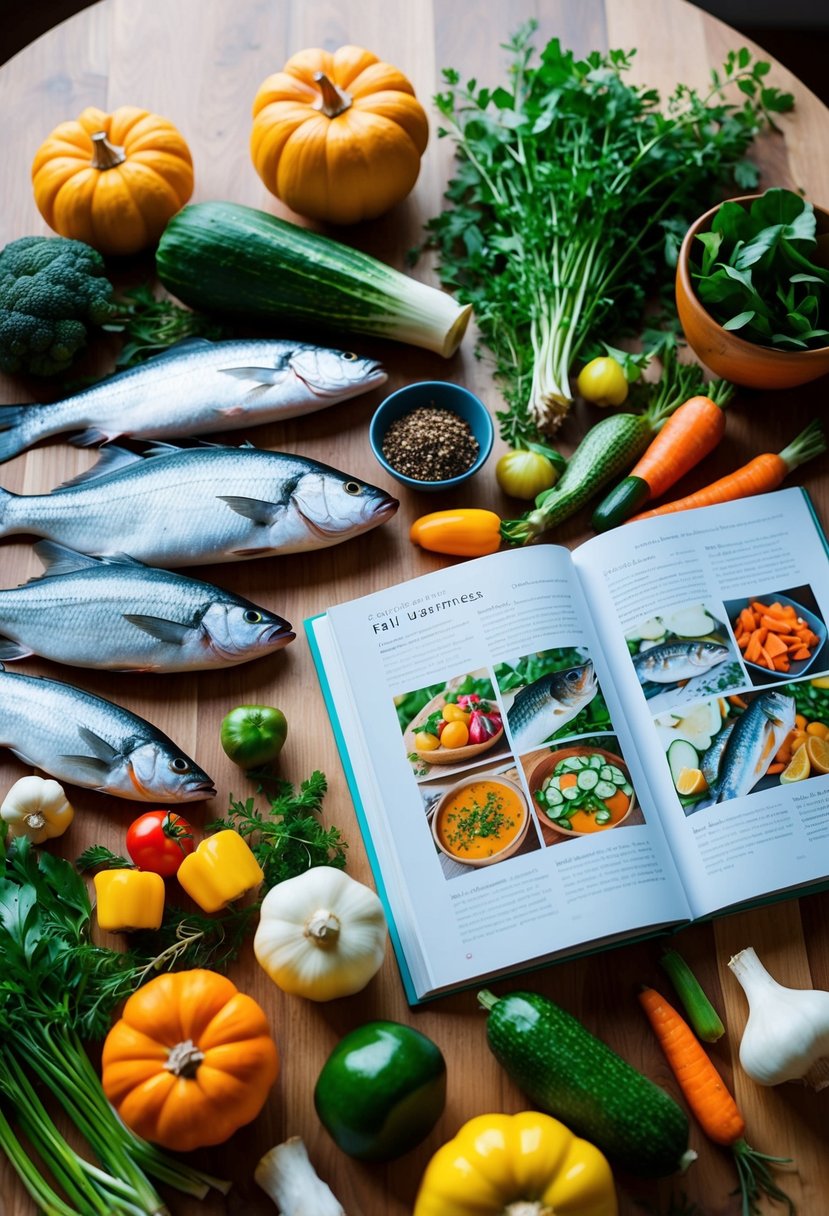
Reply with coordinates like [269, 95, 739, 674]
[306, 487, 829, 1003]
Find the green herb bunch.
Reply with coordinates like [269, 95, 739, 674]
[426, 25, 793, 443]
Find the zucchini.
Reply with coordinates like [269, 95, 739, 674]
[478, 989, 693, 1177]
[156, 202, 472, 357]
[592, 474, 651, 531]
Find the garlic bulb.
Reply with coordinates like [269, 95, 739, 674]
[728, 946, 829, 1090]
[1, 776, 74, 844]
[254, 866, 387, 1001]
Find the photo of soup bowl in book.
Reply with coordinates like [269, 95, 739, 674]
[529, 746, 635, 837]
[431, 773, 529, 866]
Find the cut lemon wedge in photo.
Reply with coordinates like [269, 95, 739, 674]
[675, 767, 708, 796]
[806, 734, 829, 775]
[780, 744, 811, 783]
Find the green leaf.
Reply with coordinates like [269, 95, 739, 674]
[721, 309, 755, 331]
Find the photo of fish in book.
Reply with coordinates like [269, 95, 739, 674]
[655, 681, 829, 815]
[724, 585, 829, 688]
[625, 601, 743, 711]
[396, 668, 512, 781]
[493, 647, 611, 756]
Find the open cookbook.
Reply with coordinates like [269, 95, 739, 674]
[307, 488, 829, 1004]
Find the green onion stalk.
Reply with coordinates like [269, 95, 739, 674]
[427, 26, 794, 442]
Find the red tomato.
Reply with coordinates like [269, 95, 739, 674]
[126, 811, 196, 877]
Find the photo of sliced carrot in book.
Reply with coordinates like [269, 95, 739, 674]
[725, 586, 828, 686]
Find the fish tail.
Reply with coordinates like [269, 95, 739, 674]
[0, 406, 38, 463]
[0, 483, 13, 534]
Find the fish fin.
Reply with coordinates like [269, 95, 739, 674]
[76, 727, 121, 763]
[57, 754, 113, 782]
[33, 540, 103, 576]
[0, 406, 31, 463]
[70, 426, 118, 448]
[0, 636, 33, 660]
[123, 614, 193, 645]
[218, 360, 292, 385]
[58, 445, 144, 487]
[218, 495, 281, 525]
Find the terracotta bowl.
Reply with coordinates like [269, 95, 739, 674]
[431, 772, 530, 867]
[528, 745, 635, 838]
[675, 194, 829, 390]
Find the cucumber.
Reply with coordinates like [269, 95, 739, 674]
[544, 787, 563, 807]
[667, 739, 700, 787]
[577, 769, 599, 790]
[561, 785, 580, 801]
[478, 989, 692, 1177]
[156, 201, 472, 357]
[595, 780, 617, 799]
[591, 474, 652, 531]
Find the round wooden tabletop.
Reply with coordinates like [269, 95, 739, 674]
[0, 2, 827, 1214]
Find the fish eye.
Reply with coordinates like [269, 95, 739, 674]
[170, 757, 190, 773]
[243, 609, 263, 623]
[343, 352, 358, 361]
[344, 480, 363, 495]
[564, 669, 581, 682]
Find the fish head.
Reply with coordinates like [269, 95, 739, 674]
[199, 601, 295, 661]
[290, 470, 399, 543]
[288, 346, 388, 399]
[760, 690, 797, 732]
[125, 741, 216, 802]
[694, 641, 731, 669]
[549, 660, 597, 707]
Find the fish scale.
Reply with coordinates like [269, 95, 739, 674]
[0, 338, 387, 462]
[0, 441, 398, 567]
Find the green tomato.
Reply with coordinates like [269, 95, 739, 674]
[220, 705, 287, 769]
[576, 356, 629, 407]
[496, 448, 558, 500]
[314, 1020, 446, 1162]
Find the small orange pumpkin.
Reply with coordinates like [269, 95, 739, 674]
[32, 106, 194, 256]
[101, 969, 279, 1152]
[251, 45, 429, 225]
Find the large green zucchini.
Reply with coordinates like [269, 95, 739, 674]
[156, 201, 471, 357]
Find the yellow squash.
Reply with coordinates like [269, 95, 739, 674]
[32, 105, 194, 255]
[101, 969, 279, 1152]
[414, 1111, 617, 1216]
[251, 45, 428, 225]
[410, 508, 502, 558]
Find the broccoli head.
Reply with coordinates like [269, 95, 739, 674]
[0, 235, 116, 377]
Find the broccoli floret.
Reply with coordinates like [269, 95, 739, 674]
[0, 235, 116, 376]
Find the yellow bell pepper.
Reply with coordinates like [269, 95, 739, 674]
[94, 870, 165, 933]
[413, 1111, 617, 1216]
[410, 509, 502, 558]
[177, 829, 264, 912]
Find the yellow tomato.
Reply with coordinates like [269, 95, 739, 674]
[440, 721, 470, 749]
[415, 731, 440, 752]
[576, 356, 629, 407]
[495, 449, 558, 500]
[443, 704, 471, 724]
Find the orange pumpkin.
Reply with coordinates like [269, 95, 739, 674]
[251, 45, 429, 225]
[101, 969, 279, 1152]
[32, 106, 194, 256]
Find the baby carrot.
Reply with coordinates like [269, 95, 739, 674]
[639, 986, 795, 1215]
[592, 387, 731, 531]
[629, 419, 825, 521]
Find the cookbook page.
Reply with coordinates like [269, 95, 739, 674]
[573, 488, 829, 920]
[309, 545, 690, 1000]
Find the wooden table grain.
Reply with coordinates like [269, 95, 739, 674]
[1, 3, 827, 1214]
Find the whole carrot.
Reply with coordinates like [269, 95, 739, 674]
[592, 386, 732, 531]
[639, 986, 795, 1216]
[629, 419, 825, 521]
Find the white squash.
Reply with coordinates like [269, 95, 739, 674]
[254, 866, 387, 1001]
[1, 776, 74, 843]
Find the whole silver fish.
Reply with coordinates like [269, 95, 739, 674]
[507, 660, 598, 752]
[634, 640, 730, 686]
[716, 691, 796, 803]
[0, 441, 398, 566]
[0, 542, 294, 672]
[0, 662, 215, 801]
[700, 719, 735, 791]
[0, 338, 387, 462]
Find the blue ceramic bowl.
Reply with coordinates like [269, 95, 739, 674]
[368, 381, 494, 492]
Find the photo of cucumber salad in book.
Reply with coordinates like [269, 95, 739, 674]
[307, 488, 829, 1003]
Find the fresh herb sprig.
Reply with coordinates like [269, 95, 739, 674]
[103, 282, 229, 368]
[427, 25, 793, 443]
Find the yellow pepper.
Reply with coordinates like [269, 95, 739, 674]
[94, 870, 165, 933]
[177, 829, 264, 913]
[413, 1111, 617, 1216]
[410, 509, 502, 558]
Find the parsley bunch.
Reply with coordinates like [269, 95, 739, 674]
[427, 25, 793, 443]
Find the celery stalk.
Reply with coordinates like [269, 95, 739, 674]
[660, 949, 725, 1043]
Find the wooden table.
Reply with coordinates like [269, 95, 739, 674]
[1, 2, 827, 1213]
